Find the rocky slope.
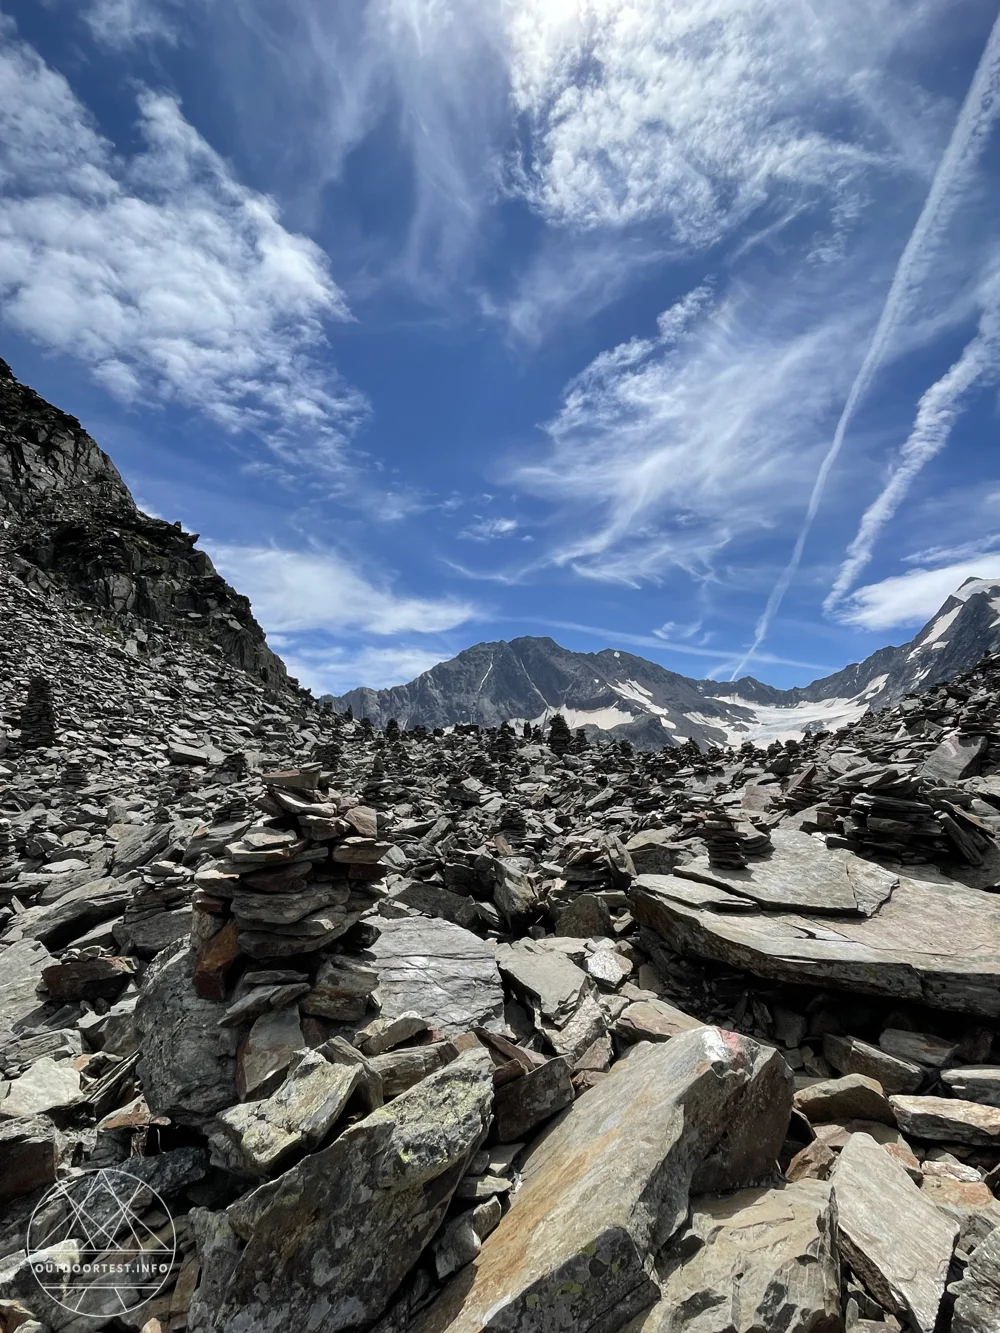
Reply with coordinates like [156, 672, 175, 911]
[0, 358, 287, 689]
[329, 580, 1000, 748]
[1, 554, 1000, 1331]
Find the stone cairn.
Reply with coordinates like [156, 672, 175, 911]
[0, 816, 13, 866]
[548, 712, 572, 758]
[61, 756, 88, 788]
[699, 802, 771, 868]
[17, 674, 56, 749]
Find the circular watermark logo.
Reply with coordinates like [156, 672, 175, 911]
[28, 1167, 177, 1318]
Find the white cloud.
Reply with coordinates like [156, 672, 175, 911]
[205, 543, 477, 636]
[280, 643, 445, 695]
[83, 0, 181, 47]
[0, 24, 365, 470]
[513, 277, 873, 585]
[837, 557, 1000, 631]
[505, 0, 942, 240]
[459, 516, 520, 541]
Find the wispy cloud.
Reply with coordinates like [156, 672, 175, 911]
[205, 543, 477, 636]
[459, 516, 520, 541]
[0, 22, 365, 471]
[838, 556, 1000, 631]
[738, 9, 1000, 669]
[505, 0, 940, 240]
[528, 618, 834, 673]
[278, 643, 445, 695]
[513, 277, 871, 586]
[82, 0, 181, 47]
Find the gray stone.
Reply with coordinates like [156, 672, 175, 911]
[493, 1056, 575, 1142]
[413, 1027, 793, 1333]
[823, 1034, 923, 1094]
[890, 1095, 1000, 1146]
[0, 1114, 60, 1201]
[237, 1007, 304, 1099]
[831, 1132, 958, 1333]
[209, 1050, 362, 1177]
[388, 880, 480, 930]
[370, 916, 505, 1034]
[368, 1041, 458, 1097]
[624, 829, 685, 876]
[433, 1197, 503, 1281]
[878, 1028, 957, 1068]
[18, 878, 132, 948]
[115, 904, 192, 957]
[625, 1180, 840, 1333]
[920, 732, 987, 783]
[555, 894, 612, 938]
[672, 829, 895, 915]
[0, 1056, 81, 1117]
[300, 954, 377, 1021]
[631, 868, 1000, 1017]
[495, 937, 591, 1027]
[943, 1066, 1000, 1108]
[615, 998, 705, 1044]
[794, 1075, 895, 1126]
[111, 822, 172, 872]
[951, 1224, 1000, 1333]
[196, 1047, 493, 1333]
[0, 938, 54, 1040]
[136, 942, 237, 1124]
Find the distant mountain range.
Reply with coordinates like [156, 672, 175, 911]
[325, 578, 1000, 748]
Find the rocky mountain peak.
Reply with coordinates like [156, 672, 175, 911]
[0, 359, 288, 689]
[331, 582, 1000, 748]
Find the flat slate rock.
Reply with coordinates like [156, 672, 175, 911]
[951, 1223, 1000, 1333]
[0, 938, 54, 1039]
[890, 1095, 1000, 1146]
[369, 916, 505, 1035]
[673, 829, 896, 915]
[412, 1027, 793, 1333]
[831, 1132, 958, 1333]
[626, 1179, 840, 1333]
[632, 868, 1000, 1017]
[942, 1067, 1000, 1108]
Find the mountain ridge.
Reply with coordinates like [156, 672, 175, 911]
[327, 581, 1000, 747]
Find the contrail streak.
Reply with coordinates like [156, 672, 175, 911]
[825, 311, 999, 608]
[729, 8, 1000, 680]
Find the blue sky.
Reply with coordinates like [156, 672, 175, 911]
[2, 0, 999, 696]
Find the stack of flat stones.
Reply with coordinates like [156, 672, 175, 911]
[16, 674, 56, 750]
[192, 767, 390, 964]
[701, 804, 751, 868]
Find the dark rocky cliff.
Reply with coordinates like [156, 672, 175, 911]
[0, 357, 288, 689]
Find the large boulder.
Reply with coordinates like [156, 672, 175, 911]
[191, 1046, 494, 1333]
[135, 943, 237, 1124]
[413, 1027, 793, 1333]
